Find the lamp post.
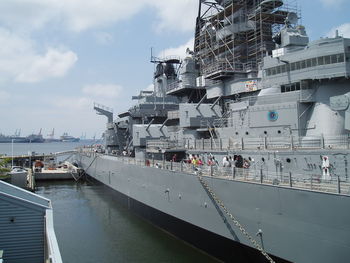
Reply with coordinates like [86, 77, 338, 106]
[11, 139, 14, 168]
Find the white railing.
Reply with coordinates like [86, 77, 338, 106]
[143, 135, 350, 152]
[79, 150, 350, 196]
[45, 209, 63, 263]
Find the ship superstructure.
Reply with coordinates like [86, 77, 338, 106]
[76, 1, 350, 262]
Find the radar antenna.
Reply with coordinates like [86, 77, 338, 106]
[285, 12, 298, 27]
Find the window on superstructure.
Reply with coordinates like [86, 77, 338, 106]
[325, 56, 331, 64]
[331, 55, 338, 64]
[337, 54, 345, 63]
[281, 64, 286, 73]
[318, 56, 324, 65]
[291, 62, 296, 71]
[266, 53, 345, 77]
[306, 59, 312, 68]
[276, 66, 281, 74]
[281, 82, 301, 93]
[285, 64, 290, 72]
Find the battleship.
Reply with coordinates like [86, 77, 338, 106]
[76, 1, 350, 262]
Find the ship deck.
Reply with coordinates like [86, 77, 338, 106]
[79, 150, 350, 196]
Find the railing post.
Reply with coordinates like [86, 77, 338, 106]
[310, 175, 313, 190]
[264, 136, 267, 150]
[202, 138, 205, 150]
[337, 176, 341, 194]
[321, 134, 325, 149]
[232, 166, 235, 179]
[241, 137, 244, 150]
[220, 139, 222, 150]
[290, 135, 294, 150]
[180, 161, 183, 172]
[210, 138, 213, 150]
[289, 172, 293, 187]
[170, 160, 173, 171]
[152, 155, 155, 167]
[260, 169, 263, 184]
[210, 165, 213, 177]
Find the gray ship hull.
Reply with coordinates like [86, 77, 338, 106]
[77, 153, 350, 263]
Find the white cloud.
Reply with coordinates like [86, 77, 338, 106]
[150, 0, 197, 33]
[0, 28, 78, 83]
[0, 0, 197, 33]
[16, 48, 78, 83]
[327, 23, 350, 38]
[57, 0, 146, 32]
[82, 84, 123, 99]
[158, 38, 194, 59]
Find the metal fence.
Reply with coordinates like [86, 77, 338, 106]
[145, 135, 350, 152]
[79, 149, 350, 196]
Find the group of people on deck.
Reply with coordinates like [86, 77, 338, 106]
[181, 153, 250, 169]
[222, 156, 250, 169]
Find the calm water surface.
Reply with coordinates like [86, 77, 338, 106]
[36, 181, 218, 263]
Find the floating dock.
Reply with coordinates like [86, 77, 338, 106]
[0, 150, 77, 167]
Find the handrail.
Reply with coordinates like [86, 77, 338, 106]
[79, 149, 350, 196]
[45, 209, 63, 263]
[144, 135, 350, 151]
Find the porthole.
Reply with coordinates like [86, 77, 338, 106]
[235, 132, 239, 135]
[286, 158, 291, 163]
[278, 130, 281, 134]
[261, 157, 265, 162]
[264, 131, 267, 135]
[246, 132, 249, 135]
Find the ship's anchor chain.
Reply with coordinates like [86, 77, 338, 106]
[197, 175, 275, 263]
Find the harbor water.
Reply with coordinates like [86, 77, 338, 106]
[1, 143, 218, 263]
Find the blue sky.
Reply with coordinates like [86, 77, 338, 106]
[0, 0, 349, 139]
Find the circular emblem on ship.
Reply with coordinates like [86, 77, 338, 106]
[268, 111, 278, 121]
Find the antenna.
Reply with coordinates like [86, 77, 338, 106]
[285, 12, 298, 26]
